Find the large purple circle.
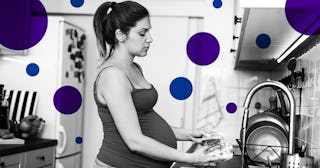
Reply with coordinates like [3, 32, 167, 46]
[0, 0, 48, 50]
[186, 32, 220, 66]
[285, 0, 320, 35]
[54, 86, 82, 115]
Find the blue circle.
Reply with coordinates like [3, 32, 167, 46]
[256, 34, 271, 48]
[26, 63, 39, 76]
[71, 0, 84, 8]
[170, 77, 193, 100]
[226, 102, 237, 113]
[75, 136, 82, 144]
[213, 0, 223, 8]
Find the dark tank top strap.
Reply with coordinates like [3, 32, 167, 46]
[94, 66, 135, 99]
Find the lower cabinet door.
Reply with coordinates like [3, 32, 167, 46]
[25, 147, 54, 168]
[6, 164, 19, 168]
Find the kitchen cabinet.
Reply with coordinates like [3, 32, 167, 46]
[0, 153, 20, 168]
[0, 139, 57, 168]
[240, 0, 286, 8]
[25, 147, 55, 168]
[0, 146, 55, 168]
[233, 7, 312, 71]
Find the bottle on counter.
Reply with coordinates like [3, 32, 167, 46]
[0, 84, 10, 129]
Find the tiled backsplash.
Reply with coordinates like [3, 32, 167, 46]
[271, 36, 320, 166]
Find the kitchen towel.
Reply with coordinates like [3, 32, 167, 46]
[3, 89, 38, 122]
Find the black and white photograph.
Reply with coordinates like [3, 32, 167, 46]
[0, 0, 320, 168]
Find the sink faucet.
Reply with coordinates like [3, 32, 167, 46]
[241, 80, 296, 168]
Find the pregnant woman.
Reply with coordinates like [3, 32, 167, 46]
[93, 1, 223, 167]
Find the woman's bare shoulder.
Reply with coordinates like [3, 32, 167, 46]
[96, 64, 131, 92]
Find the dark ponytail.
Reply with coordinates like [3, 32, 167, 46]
[93, 1, 149, 60]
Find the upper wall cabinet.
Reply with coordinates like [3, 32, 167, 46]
[234, 7, 310, 71]
[240, 0, 286, 8]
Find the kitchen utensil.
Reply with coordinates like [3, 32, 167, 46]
[246, 122, 288, 164]
[244, 112, 289, 136]
[280, 153, 314, 168]
[240, 111, 290, 165]
[287, 58, 297, 88]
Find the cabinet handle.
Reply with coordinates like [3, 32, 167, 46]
[233, 35, 239, 40]
[230, 49, 237, 53]
[234, 16, 242, 25]
[36, 156, 46, 161]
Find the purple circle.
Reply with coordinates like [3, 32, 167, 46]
[0, 0, 48, 50]
[285, 0, 320, 35]
[186, 32, 220, 66]
[226, 102, 237, 113]
[54, 86, 82, 115]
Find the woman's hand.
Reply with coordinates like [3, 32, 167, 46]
[186, 145, 225, 167]
[188, 129, 204, 144]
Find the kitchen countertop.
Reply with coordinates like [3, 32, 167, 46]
[0, 138, 57, 157]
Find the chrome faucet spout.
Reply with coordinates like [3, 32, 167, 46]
[241, 80, 296, 168]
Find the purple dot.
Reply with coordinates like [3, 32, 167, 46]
[226, 102, 237, 113]
[0, 0, 48, 50]
[54, 86, 82, 115]
[186, 32, 220, 66]
[285, 0, 320, 35]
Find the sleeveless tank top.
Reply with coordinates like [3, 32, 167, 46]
[93, 66, 177, 168]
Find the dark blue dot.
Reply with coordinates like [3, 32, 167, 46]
[256, 34, 271, 48]
[75, 136, 82, 144]
[226, 102, 237, 113]
[70, 0, 84, 8]
[26, 63, 39, 76]
[170, 77, 193, 100]
[213, 0, 223, 8]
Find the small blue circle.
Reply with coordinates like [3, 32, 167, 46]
[170, 77, 193, 100]
[226, 102, 237, 113]
[213, 0, 223, 8]
[75, 136, 82, 144]
[26, 63, 39, 76]
[70, 0, 84, 8]
[256, 34, 271, 48]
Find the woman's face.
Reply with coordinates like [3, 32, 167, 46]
[124, 16, 153, 57]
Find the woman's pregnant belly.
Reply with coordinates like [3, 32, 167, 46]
[138, 110, 177, 149]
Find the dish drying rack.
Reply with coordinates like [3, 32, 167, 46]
[236, 139, 288, 168]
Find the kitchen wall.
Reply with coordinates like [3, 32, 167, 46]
[271, 38, 320, 166]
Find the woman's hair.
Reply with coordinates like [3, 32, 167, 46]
[93, 1, 149, 59]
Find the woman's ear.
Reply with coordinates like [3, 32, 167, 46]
[115, 29, 126, 43]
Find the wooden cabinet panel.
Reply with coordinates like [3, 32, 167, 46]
[25, 147, 54, 168]
[6, 164, 19, 168]
[1, 153, 20, 167]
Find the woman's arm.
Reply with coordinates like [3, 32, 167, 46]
[171, 126, 204, 143]
[96, 67, 210, 164]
